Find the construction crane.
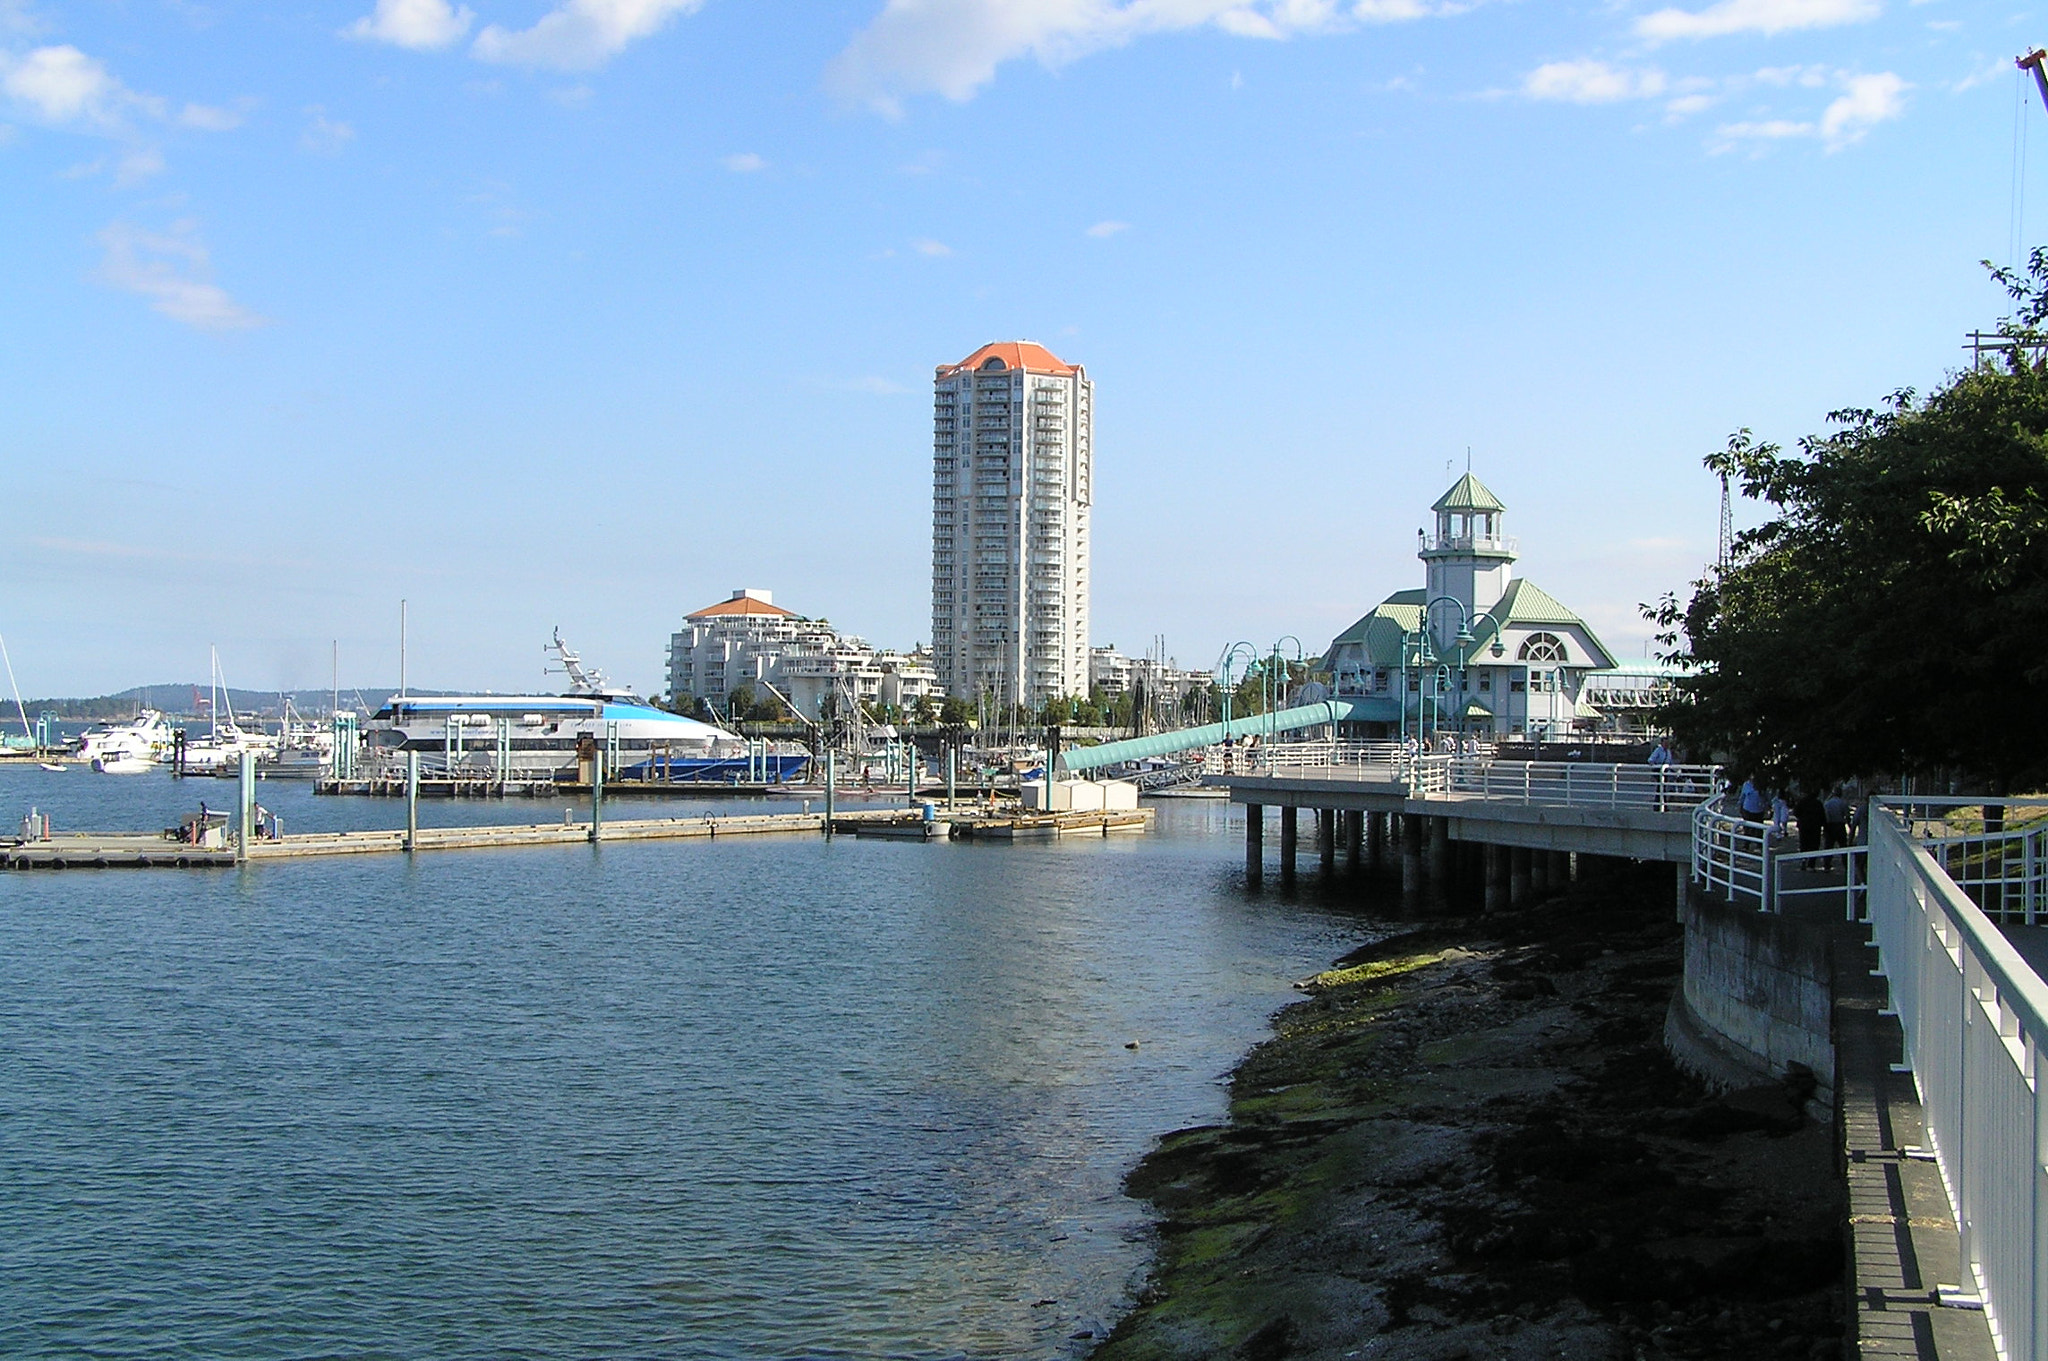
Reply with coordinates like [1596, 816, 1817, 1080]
[2021, 49, 2048, 114]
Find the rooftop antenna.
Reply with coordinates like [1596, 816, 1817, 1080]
[1717, 471, 1734, 569]
[1466, 446, 1472, 472]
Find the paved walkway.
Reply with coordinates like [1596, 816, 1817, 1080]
[1834, 920, 1998, 1360]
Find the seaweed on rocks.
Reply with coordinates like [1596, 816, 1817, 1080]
[1094, 862, 1844, 1361]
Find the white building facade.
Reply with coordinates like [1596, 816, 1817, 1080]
[931, 341, 1092, 709]
[667, 589, 939, 721]
[1321, 476, 1634, 741]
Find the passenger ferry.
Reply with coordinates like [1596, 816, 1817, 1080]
[361, 632, 810, 783]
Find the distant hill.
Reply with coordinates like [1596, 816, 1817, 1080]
[14, 685, 454, 720]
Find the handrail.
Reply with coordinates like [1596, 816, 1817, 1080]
[1867, 804, 2048, 1359]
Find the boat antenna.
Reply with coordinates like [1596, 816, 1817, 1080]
[0, 633, 32, 740]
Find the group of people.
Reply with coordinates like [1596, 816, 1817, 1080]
[1734, 777, 1859, 854]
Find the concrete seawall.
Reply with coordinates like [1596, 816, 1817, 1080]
[1665, 889, 1836, 1115]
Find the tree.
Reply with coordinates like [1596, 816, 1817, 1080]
[1653, 252, 2048, 793]
[939, 696, 974, 728]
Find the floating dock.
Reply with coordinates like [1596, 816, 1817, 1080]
[950, 808, 1154, 840]
[4, 805, 1155, 869]
[4, 834, 237, 869]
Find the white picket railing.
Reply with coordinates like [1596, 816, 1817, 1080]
[1867, 801, 2048, 1361]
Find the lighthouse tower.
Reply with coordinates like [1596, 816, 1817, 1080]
[1419, 473, 1516, 649]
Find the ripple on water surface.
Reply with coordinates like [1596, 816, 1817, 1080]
[0, 772, 1372, 1359]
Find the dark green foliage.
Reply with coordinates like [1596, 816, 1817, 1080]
[1654, 252, 2048, 792]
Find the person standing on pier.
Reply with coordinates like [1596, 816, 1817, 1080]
[1738, 777, 1767, 822]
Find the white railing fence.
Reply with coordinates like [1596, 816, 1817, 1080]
[1868, 802, 2048, 1361]
[1692, 800, 1868, 918]
[1894, 797, 2048, 927]
[1443, 758, 1719, 812]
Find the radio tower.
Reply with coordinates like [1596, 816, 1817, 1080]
[1717, 472, 1734, 569]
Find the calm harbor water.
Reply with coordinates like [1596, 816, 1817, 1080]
[0, 768, 1375, 1359]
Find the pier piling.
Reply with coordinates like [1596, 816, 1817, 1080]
[1245, 803, 1263, 887]
[1510, 846, 1532, 905]
[1345, 810, 1362, 873]
[823, 750, 836, 838]
[1318, 809, 1335, 875]
[404, 752, 419, 854]
[236, 750, 255, 864]
[1401, 814, 1423, 906]
[1278, 806, 1297, 887]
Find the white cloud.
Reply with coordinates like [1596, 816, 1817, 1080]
[1710, 70, 1905, 150]
[1086, 218, 1129, 237]
[178, 101, 243, 130]
[345, 0, 474, 51]
[722, 151, 766, 172]
[827, 0, 1467, 112]
[1523, 59, 1665, 103]
[473, 0, 703, 70]
[0, 45, 135, 128]
[1818, 70, 1906, 146]
[1952, 57, 2009, 94]
[912, 237, 952, 256]
[96, 220, 265, 331]
[300, 107, 355, 154]
[1714, 116, 1812, 141]
[1636, 0, 1879, 43]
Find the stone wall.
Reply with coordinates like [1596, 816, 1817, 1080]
[1665, 889, 1837, 1114]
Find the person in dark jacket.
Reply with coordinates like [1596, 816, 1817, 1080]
[1794, 789, 1826, 854]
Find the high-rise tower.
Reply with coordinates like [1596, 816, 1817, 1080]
[930, 341, 1092, 708]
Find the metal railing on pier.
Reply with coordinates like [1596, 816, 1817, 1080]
[1866, 799, 2048, 1359]
[1436, 757, 1718, 812]
[1210, 740, 1719, 812]
[1691, 801, 1868, 918]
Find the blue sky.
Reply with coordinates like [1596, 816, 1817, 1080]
[0, 0, 2033, 698]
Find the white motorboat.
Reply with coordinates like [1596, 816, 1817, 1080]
[78, 710, 175, 773]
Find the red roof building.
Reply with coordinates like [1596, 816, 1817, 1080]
[934, 341, 1080, 379]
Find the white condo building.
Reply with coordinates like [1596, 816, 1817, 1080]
[666, 589, 938, 721]
[930, 341, 1093, 708]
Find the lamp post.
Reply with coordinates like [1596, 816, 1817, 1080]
[1215, 641, 1257, 770]
[1264, 636, 1304, 739]
[1418, 596, 1508, 745]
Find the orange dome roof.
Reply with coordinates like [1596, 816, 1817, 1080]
[936, 341, 1080, 378]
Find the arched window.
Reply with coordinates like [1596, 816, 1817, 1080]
[979, 356, 1007, 370]
[1518, 632, 1567, 663]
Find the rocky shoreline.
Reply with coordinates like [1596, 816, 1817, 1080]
[1095, 862, 1845, 1361]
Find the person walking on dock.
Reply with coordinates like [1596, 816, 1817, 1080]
[1738, 777, 1767, 823]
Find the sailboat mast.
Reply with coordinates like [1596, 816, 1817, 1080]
[0, 634, 33, 740]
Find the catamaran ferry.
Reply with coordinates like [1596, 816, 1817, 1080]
[360, 632, 810, 783]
